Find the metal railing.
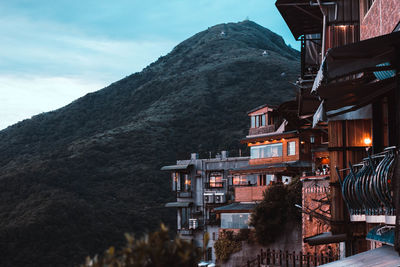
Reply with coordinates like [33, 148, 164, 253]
[337, 146, 396, 218]
[204, 182, 225, 189]
[244, 248, 336, 267]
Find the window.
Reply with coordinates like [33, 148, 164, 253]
[251, 114, 267, 128]
[221, 213, 250, 229]
[250, 143, 283, 159]
[287, 141, 296, 156]
[363, 0, 375, 16]
[209, 172, 223, 188]
[172, 173, 191, 191]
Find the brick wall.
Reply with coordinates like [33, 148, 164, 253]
[360, 0, 400, 40]
[235, 186, 268, 202]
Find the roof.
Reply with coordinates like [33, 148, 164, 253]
[275, 0, 323, 40]
[160, 164, 191, 171]
[246, 104, 277, 115]
[165, 202, 192, 208]
[319, 246, 400, 267]
[230, 161, 311, 174]
[303, 232, 347, 246]
[241, 130, 298, 144]
[310, 31, 400, 122]
[214, 202, 257, 213]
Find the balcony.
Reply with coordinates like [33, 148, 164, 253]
[204, 182, 225, 189]
[177, 191, 192, 198]
[235, 185, 268, 202]
[248, 125, 276, 136]
[339, 147, 396, 224]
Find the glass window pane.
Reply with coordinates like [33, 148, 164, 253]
[255, 116, 259, 127]
[288, 141, 296, 156]
[251, 116, 256, 128]
[261, 114, 266, 126]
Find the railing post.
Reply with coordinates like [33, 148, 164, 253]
[286, 250, 289, 266]
[314, 252, 317, 266]
[257, 254, 261, 267]
[267, 248, 271, 265]
[293, 251, 296, 267]
[272, 249, 276, 265]
[260, 249, 264, 264]
[299, 251, 303, 267]
[306, 252, 310, 267]
[247, 260, 250, 267]
[320, 252, 324, 265]
[279, 250, 283, 266]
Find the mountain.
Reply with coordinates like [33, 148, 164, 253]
[0, 20, 299, 266]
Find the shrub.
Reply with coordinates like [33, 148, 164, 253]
[214, 230, 242, 263]
[80, 224, 201, 267]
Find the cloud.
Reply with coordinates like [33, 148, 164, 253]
[0, 14, 176, 129]
[0, 74, 107, 130]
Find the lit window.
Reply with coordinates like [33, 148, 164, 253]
[209, 172, 223, 188]
[287, 141, 296, 156]
[250, 143, 283, 159]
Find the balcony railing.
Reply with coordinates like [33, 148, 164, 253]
[178, 229, 193, 236]
[177, 191, 192, 198]
[338, 147, 396, 223]
[204, 182, 225, 189]
[248, 125, 276, 136]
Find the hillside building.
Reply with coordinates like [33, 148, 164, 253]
[276, 0, 400, 265]
[161, 152, 249, 263]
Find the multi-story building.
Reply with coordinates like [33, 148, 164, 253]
[276, 0, 400, 264]
[161, 152, 249, 263]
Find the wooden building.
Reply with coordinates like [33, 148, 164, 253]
[276, 0, 400, 264]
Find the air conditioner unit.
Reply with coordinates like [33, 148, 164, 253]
[214, 192, 226, 204]
[189, 218, 198, 229]
[204, 192, 214, 203]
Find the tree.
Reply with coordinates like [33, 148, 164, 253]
[250, 178, 301, 245]
[81, 224, 202, 267]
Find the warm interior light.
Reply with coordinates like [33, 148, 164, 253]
[364, 137, 372, 146]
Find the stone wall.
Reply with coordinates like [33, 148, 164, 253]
[360, 0, 400, 40]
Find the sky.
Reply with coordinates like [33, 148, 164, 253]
[0, 0, 298, 130]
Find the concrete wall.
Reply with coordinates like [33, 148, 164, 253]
[360, 0, 400, 40]
[221, 222, 302, 267]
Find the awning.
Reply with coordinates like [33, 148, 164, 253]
[275, 0, 322, 40]
[214, 203, 256, 213]
[312, 31, 400, 92]
[366, 225, 394, 246]
[165, 202, 192, 208]
[160, 164, 191, 171]
[319, 246, 400, 267]
[303, 232, 347, 246]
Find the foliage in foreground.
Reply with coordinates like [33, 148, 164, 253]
[214, 229, 253, 262]
[250, 178, 302, 246]
[81, 224, 201, 267]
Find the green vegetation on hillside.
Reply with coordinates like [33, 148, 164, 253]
[0, 20, 299, 266]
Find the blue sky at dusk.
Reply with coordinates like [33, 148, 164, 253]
[0, 0, 298, 130]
